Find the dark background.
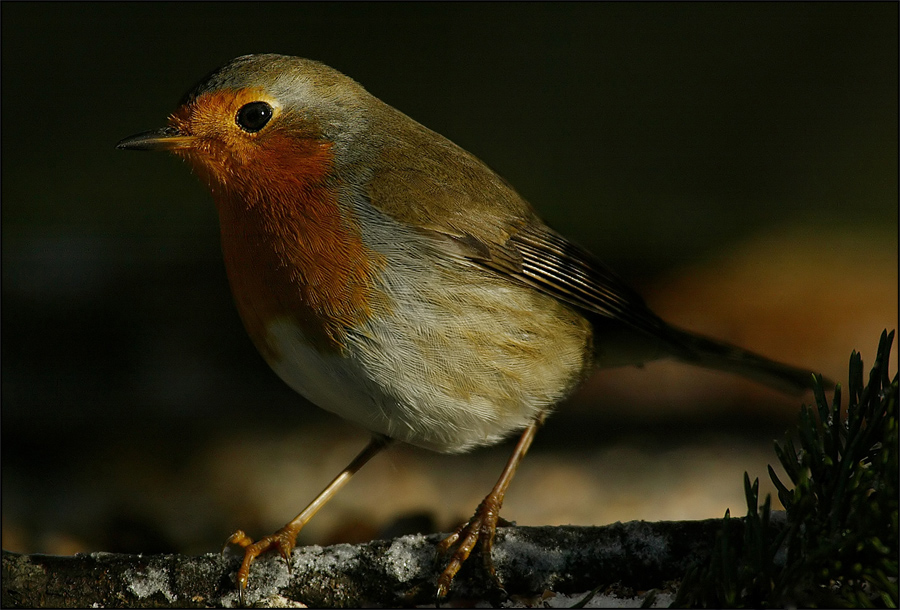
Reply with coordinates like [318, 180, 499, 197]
[2, 3, 897, 557]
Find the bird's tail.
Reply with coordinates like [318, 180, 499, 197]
[664, 325, 827, 395]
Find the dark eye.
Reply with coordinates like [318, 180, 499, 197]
[235, 101, 273, 133]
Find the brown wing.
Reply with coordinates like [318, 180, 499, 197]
[363, 113, 668, 337]
[362, 100, 817, 393]
[443, 222, 671, 338]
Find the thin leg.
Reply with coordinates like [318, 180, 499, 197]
[225, 435, 391, 596]
[435, 414, 545, 599]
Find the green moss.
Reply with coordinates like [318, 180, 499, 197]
[673, 330, 898, 608]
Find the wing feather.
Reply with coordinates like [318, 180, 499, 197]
[441, 222, 670, 337]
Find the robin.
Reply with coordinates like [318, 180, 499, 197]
[118, 53, 822, 601]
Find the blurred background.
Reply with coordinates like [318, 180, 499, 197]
[2, 4, 897, 557]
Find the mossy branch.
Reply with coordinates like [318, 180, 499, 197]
[3, 519, 752, 608]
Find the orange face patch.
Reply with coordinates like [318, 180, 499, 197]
[168, 88, 385, 359]
[167, 88, 285, 177]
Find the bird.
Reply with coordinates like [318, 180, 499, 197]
[117, 53, 822, 601]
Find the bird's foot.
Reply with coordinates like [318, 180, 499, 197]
[435, 495, 510, 601]
[223, 525, 299, 603]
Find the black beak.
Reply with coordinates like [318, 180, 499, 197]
[117, 127, 195, 151]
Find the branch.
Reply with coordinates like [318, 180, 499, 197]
[2, 518, 777, 608]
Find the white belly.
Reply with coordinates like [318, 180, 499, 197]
[263, 257, 592, 453]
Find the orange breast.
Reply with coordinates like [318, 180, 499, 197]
[207, 137, 384, 361]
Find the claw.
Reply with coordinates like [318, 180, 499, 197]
[435, 583, 448, 606]
[435, 497, 502, 600]
[229, 529, 299, 596]
[434, 418, 542, 600]
[223, 529, 253, 554]
[218, 437, 391, 599]
[224, 530, 256, 606]
[280, 536, 294, 575]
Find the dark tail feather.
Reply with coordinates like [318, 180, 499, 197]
[665, 325, 828, 395]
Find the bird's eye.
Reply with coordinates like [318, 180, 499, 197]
[235, 101, 273, 133]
